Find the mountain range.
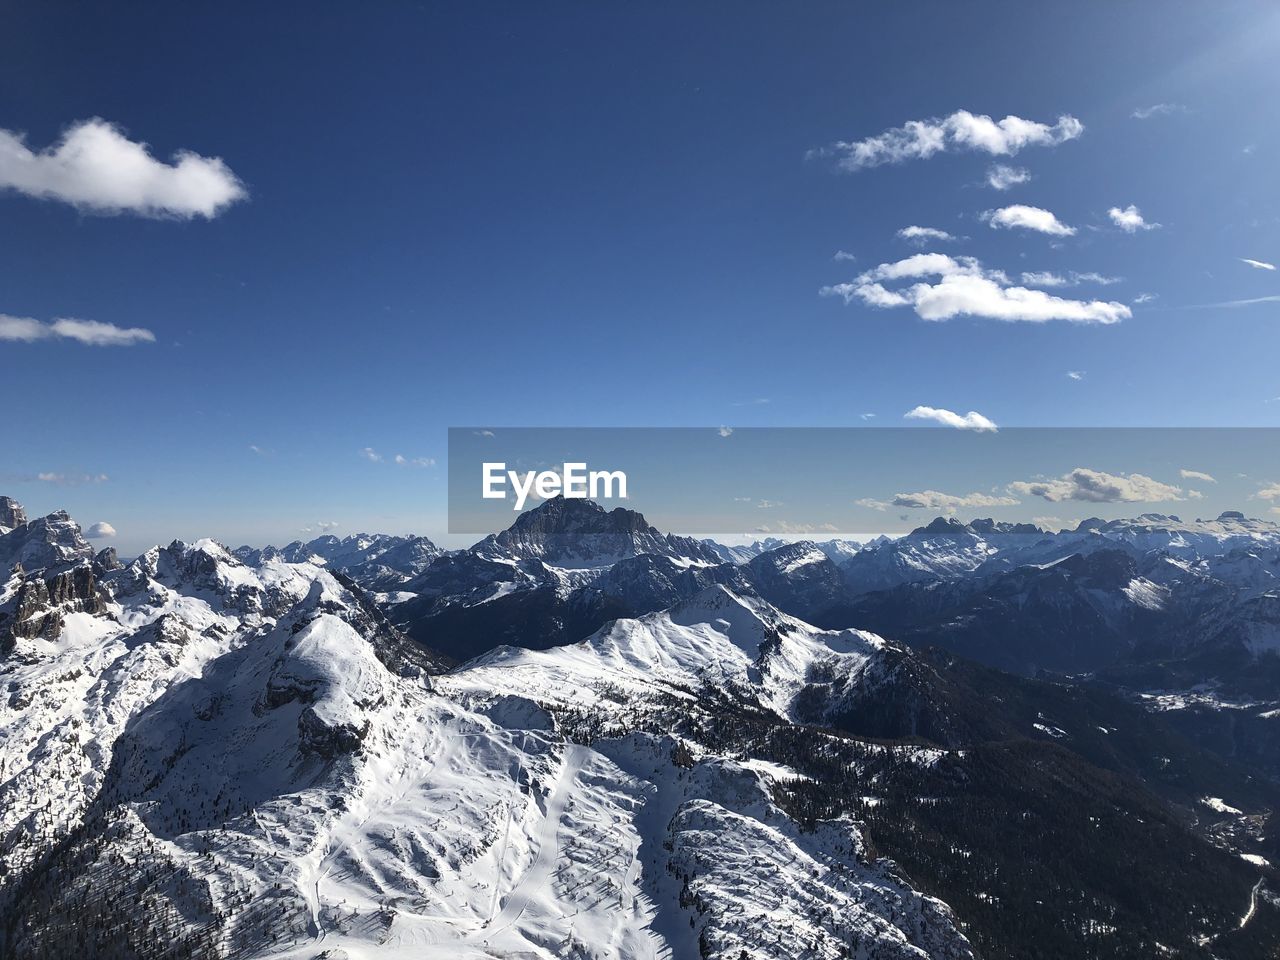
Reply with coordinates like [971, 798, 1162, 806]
[2, 493, 1278, 959]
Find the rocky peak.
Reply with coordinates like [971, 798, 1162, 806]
[0, 495, 27, 531]
[916, 517, 971, 537]
[0, 508, 94, 574]
[476, 496, 722, 567]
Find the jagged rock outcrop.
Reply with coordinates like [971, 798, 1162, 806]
[473, 495, 723, 567]
[0, 495, 27, 531]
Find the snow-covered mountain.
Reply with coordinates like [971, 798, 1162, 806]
[233, 531, 442, 593]
[702, 536, 866, 566]
[3, 494, 1278, 959]
[0, 499, 977, 958]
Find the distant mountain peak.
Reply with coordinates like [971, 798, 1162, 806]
[475, 496, 722, 568]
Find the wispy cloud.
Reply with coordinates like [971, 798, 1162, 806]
[1131, 103, 1185, 120]
[1133, 292, 1158, 305]
[833, 250, 858, 262]
[359, 447, 383, 463]
[891, 489, 1020, 513]
[1180, 469, 1217, 484]
[473, 429, 496, 437]
[0, 118, 246, 218]
[816, 110, 1082, 171]
[757, 521, 839, 535]
[1067, 370, 1085, 381]
[394, 454, 435, 467]
[1020, 271, 1121, 288]
[855, 497, 890, 511]
[718, 426, 733, 438]
[1010, 468, 1185, 503]
[986, 164, 1031, 190]
[1108, 204, 1159, 233]
[983, 204, 1075, 236]
[35, 471, 110, 486]
[1193, 294, 1280, 309]
[897, 225, 956, 245]
[821, 253, 1130, 325]
[904, 405, 998, 432]
[0, 314, 155, 346]
[1240, 257, 1276, 271]
[1256, 483, 1280, 501]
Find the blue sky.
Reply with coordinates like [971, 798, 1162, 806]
[2, 2, 1279, 553]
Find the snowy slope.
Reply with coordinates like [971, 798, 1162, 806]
[446, 585, 894, 727]
[1, 513, 972, 959]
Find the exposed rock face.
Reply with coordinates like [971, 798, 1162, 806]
[94, 546, 122, 571]
[0, 499, 107, 654]
[473, 495, 723, 567]
[0, 506, 95, 572]
[0, 496, 27, 531]
[3, 565, 106, 649]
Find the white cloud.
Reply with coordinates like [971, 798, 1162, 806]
[1021, 271, 1068, 287]
[855, 497, 890, 511]
[394, 454, 436, 467]
[986, 164, 1031, 190]
[0, 118, 246, 218]
[85, 521, 116, 539]
[1180, 469, 1217, 484]
[1108, 205, 1159, 233]
[1072, 272, 1122, 285]
[859, 412, 876, 420]
[36, 472, 109, 486]
[1020, 271, 1121, 288]
[1131, 103, 1184, 120]
[820, 111, 1082, 171]
[1033, 516, 1064, 530]
[854, 252, 991, 283]
[1133, 292, 1158, 304]
[1009, 468, 1185, 503]
[833, 250, 858, 262]
[756, 499, 783, 509]
[822, 254, 1130, 325]
[1256, 483, 1280, 500]
[983, 204, 1075, 236]
[904, 405, 998, 432]
[359, 447, 383, 462]
[473, 429, 496, 437]
[1067, 370, 1085, 380]
[718, 426, 733, 438]
[897, 225, 956, 245]
[316, 520, 340, 532]
[1241, 258, 1276, 271]
[758, 521, 840, 535]
[891, 490, 1020, 513]
[0, 313, 154, 346]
